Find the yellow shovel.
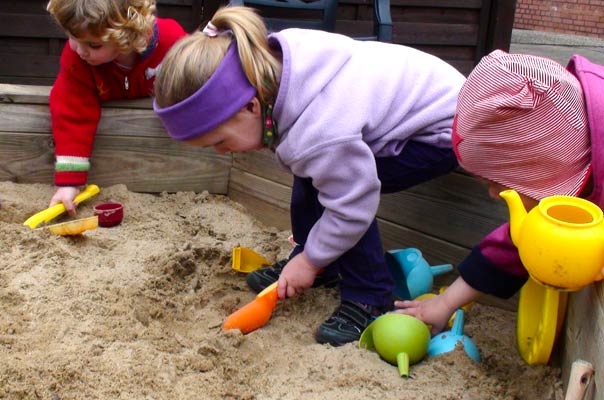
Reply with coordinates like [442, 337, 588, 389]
[231, 246, 271, 273]
[23, 184, 100, 229]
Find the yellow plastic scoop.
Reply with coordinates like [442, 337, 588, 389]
[23, 184, 100, 229]
[45, 215, 98, 236]
[516, 277, 568, 365]
[231, 247, 271, 273]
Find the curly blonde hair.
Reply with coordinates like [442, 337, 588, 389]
[154, 6, 281, 108]
[47, 0, 157, 53]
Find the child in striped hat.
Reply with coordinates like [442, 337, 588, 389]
[394, 49, 604, 334]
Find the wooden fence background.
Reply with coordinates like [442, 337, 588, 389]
[0, 0, 516, 84]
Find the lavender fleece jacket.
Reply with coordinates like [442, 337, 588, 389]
[268, 29, 466, 268]
[458, 55, 604, 298]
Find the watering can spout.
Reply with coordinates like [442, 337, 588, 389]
[397, 352, 410, 377]
[499, 189, 527, 247]
[430, 264, 453, 276]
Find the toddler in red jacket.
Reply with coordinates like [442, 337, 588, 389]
[46, 0, 186, 213]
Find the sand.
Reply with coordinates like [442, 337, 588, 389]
[0, 181, 564, 399]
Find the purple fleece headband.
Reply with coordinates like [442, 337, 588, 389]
[153, 43, 257, 141]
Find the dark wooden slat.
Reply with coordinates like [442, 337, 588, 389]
[339, 0, 482, 7]
[0, 53, 60, 80]
[336, 20, 479, 46]
[0, 37, 58, 55]
[486, 0, 517, 52]
[474, 0, 492, 64]
[0, 76, 55, 86]
[389, 0, 482, 7]
[389, 7, 480, 24]
[0, 14, 64, 39]
[0, 2, 49, 14]
[156, 4, 204, 32]
[157, 0, 195, 5]
[394, 22, 479, 46]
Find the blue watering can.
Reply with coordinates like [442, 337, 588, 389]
[427, 309, 480, 362]
[385, 248, 453, 300]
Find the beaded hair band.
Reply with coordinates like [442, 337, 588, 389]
[262, 104, 278, 149]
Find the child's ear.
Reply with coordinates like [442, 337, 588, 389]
[245, 97, 262, 116]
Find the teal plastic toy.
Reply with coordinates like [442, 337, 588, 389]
[359, 313, 430, 377]
[385, 248, 453, 300]
[427, 309, 480, 362]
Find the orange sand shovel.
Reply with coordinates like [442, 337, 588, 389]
[223, 281, 278, 334]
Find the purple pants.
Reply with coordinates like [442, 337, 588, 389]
[289, 140, 458, 306]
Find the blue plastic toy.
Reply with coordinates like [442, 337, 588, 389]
[427, 309, 480, 362]
[385, 248, 453, 300]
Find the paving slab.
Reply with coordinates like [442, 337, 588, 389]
[509, 29, 604, 65]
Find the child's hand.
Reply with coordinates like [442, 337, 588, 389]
[277, 252, 319, 299]
[395, 276, 482, 335]
[49, 186, 80, 216]
[393, 295, 453, 336]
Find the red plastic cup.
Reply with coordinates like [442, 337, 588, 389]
[93, 202, 124, 227]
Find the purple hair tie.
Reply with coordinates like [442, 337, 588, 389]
[153, 42, 256, 141]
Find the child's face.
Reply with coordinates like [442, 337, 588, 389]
[483, 179, 538, 210]
[184, 102, 263, 154]
[68, 31, 120, 66]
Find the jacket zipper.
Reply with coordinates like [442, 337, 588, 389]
[124, 76, 130, 91]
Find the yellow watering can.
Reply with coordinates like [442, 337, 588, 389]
[500, 189, 604, 291]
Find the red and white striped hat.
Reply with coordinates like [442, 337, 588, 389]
[453, 50, 591, 200]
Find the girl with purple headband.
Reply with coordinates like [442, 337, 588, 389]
[153, 6, 465, 346]
[395, 50, 604, 335]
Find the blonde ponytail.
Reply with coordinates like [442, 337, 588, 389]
[154, 6, 281, 108]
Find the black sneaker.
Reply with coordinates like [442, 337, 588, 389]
[246, 259, 341, 293]
[315, 300, 391, 346]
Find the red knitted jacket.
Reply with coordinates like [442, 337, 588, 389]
[49, 17, 187, 186]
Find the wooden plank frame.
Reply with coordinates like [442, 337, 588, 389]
[0, 84, 231, 194]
